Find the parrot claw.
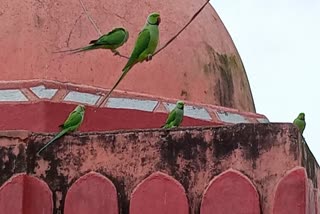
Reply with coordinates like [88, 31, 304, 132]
[112, 50, 120, 56]
[146, 54, 153, 61]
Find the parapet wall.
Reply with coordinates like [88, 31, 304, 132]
[0, 123, 318, 214]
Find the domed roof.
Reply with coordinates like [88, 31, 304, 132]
[0, 0, 255, 112]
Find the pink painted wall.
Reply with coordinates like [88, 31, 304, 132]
[0, 0, 255, 112]
[0, 123, 318, 213]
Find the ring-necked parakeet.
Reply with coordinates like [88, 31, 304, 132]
[37, 104, 86, 155]
[162, 101, 184, 128]
[54, 27, 129, 55]
[293, 112, 306, 134]
[98, 12, 161, 105]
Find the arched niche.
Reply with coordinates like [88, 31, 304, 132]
[130, 171, 189, 214]
[273, 167, 307, 214]
[0, 173, 53, 214]
[64, 172, 118, 214]
[200, 169, 260, 214]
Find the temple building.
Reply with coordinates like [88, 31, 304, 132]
[0, 0, 318, 213]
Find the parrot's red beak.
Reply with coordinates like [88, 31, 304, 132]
[157, 17, 161, 25]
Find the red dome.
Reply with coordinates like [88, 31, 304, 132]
[0, 0, 255, 112]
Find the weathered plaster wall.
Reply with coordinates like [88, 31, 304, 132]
[0, 123, 318, 213]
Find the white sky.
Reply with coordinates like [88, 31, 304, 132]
[213, 1, 320, 162]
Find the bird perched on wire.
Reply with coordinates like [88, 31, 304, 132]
[53, 27, 129, 55]
[162, 101, 184, 128]
[293, 112, 306, 134]
[37, 104, 86, 155]
[97, 12, 161, 107]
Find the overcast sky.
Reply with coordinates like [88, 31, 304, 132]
[213, 1, 320, 162]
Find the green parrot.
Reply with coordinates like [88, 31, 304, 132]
[293, 112, 306, 134]
[162, 101, 184, 128]
[54, 27, 129, 55]
[37, 104, 86, 155]
[98, 12, 161, 106]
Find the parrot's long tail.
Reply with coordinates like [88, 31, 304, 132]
[161, 124, 169, 128]
[97, 66, 132, 108]
[52, 47, 82, 53]
[52, 45, 102, 55]
[37, 128, 69, 155]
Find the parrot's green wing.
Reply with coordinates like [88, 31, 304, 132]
[122, 28, 151, 72]
[60, 110, 83, 129]
[162, 109, 176, 128]
[166, 109, 177, 124]
[174, 109, 183, 127]
[37, 109, 84, 155]
[91, 28, 127, 46]
[101, 28, 151, 100]
[53, 28, 127, 54]
[293, 118, 306, 134]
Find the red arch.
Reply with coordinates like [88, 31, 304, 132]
[64, 172, 118, 214]
[0, 173, 53, 214]
[200, 169, 260, 214]
[273, 167, 307, 214]
[130, 172, 189, 214]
